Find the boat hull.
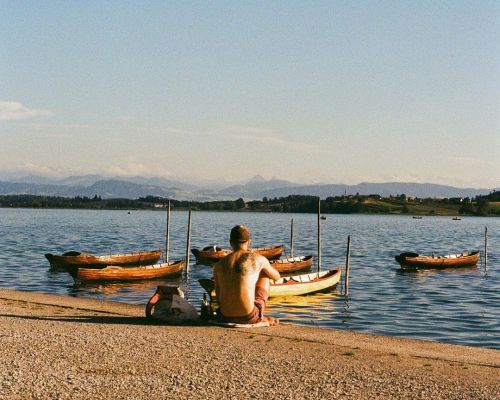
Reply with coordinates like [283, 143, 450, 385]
[395, 251, 480, 269]
[270, 255, 314, 273]
[192, 245, 285, 264]
[71, 260, 184, 283]
[45, 249, 162, 269]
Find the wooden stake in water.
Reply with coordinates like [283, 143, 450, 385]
[165, 200, 171, 263]
[317, 198, 321, 273]
[344, 235, 351, 296]
[290, 218, 294, 258]
[484, 226, 488, 271]
[185, 209, 192, 274]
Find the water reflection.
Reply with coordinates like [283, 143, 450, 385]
[395, 265, 481, 279]
[69, 277, 183, 297]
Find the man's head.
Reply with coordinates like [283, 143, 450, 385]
[230, 225, 251, 250]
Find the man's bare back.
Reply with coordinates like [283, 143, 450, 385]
[214, 251, 269, 316]
[213, 225, 280, 325]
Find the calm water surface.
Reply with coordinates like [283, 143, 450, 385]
[0, 209, 497, 349]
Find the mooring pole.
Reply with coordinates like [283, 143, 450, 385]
[165, 200, 171, 263]
[185, 209, 192, 274]
[484, 226, 488, 271]
[317, 198, 321, 273]
[290, 218, 294, 258]
[344, 235, 351, 296]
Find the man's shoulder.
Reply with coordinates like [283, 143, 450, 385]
[248, 252, 270, 268]
[251, 251, 269, 261]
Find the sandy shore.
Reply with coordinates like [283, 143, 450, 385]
[1, 289, 498, 400]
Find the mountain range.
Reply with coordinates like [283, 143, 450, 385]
[0, 174, 496, 201]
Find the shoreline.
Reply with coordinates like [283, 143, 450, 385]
[1, 288, 498, 399]
[1, 205, 498, 218]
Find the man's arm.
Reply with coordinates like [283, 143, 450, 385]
[260, 258, 280, 281]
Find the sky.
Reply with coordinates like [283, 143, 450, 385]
[1, 1, 499, 188]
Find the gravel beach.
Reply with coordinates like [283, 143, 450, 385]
[1, 288, 498, 400]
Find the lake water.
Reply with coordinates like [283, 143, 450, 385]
[0, 208, 497, 349]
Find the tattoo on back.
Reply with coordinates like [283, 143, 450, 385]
[234, 253, 258, 275]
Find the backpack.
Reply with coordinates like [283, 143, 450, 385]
[145, 285, 198, 323]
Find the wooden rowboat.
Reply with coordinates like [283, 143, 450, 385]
[395, 251, 480, 270]
[70, 260, 184, 283]
[191, 245, 285, 265]
[45, 249, 162, 270]
[270, 255, 314, 273]
[198, 267, 341, 299]
[269, 268, 342, 297]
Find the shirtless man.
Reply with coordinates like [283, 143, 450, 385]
[213, 225, 280, 325]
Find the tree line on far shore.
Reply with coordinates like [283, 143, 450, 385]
[0, 191, 498, 216]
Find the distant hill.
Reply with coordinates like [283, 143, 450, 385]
[259, 182, 494, 199]
[84, 180, 174, 198]
[5, 174, 199, 191]
[0, 181, 77, 197]
[0, 175, 496, 200]
[0, 180, 174, 199]
[219, 177, 299, 197]
[8, 174, 105, 186]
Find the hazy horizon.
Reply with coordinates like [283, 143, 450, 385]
[0, 169, 498, 190]
[1, 2, 499, 187]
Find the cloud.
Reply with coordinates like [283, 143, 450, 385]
[0, 162, 174, 180]
[0, 101, 54, 121]
[225, 125, 332, 154]
[0, 163, 69, 178]
[104, 163, 173, 178]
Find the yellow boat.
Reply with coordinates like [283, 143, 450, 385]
[269, 268, 342, 297]
[198, 267, 341, 299]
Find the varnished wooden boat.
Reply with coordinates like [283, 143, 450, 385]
[395, 251, 480, 270]
[191, 245, 285, 264]
[199, 267, 341, 299]
[270, 255, 314, 273]
[45, 249, 162, 269]
[70, 260, 184, 283]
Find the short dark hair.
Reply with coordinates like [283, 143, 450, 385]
[230, 225, 250, 243]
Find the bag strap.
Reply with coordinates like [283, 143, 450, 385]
[145, 291, 161, 318]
